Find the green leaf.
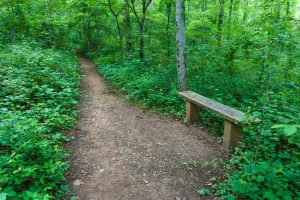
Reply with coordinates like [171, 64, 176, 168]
[0, 193, 7, 200]
[256, 175, 264, 182]
[263, 191, 277, 200]
[271, 124, 286, 129]
[224, 194, 235, 200]
[197, 188, 210, 196]
[1, 108, 8, 112]
[284, 125, 297, 136]
[7, 191, 16, 197]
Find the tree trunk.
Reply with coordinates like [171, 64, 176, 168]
[243, 0, 248, 24]
[87, 20, 92, 48]
[277, 0, 281, 19]
[108, 0, 124, 46]
[139, 22, 145, 61]
[286, 0, 290, 16]
[235, 0, 240, 23]
[199, 0, 207, 10]
[227, 0, 234, 40]
[45, 0, 54, 47]
[296, 0, 300, 20]
[216, 0, 224, 46]
[166, 2, 171, 57]
[187, 0, 191, 25]
[201, 0, 207, 10]
[115, 15, 123, 45]
[129, 0, 152, 61]
[176, 0, 188, 91]
[8, 4, 16, 42]
[124, 3, 132, 51]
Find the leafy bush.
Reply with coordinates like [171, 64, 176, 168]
[215, 93, 300, 199]
[96, 58, 185, 117]
[216, 123, 300, 199]
[0, 44, 80, 199]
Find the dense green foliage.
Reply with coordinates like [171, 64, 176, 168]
[1, 0, 300, 199]
[0, 43, 80, 199]
[94, 57, 183, 116]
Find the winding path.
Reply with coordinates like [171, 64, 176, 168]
[66, 57, 224, 200]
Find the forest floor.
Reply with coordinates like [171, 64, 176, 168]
[65, 56, 226, 200]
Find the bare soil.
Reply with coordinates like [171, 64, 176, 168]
[65, 57, 226, 200]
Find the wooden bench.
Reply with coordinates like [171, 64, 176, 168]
[179, 91, 246, 149]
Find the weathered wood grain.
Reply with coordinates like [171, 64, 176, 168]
[186, 101, 200, 122]
[223, 120, 242, 149]
[179, 91, 245, 123]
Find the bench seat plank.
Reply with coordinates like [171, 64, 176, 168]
[179, 91, 245, 123]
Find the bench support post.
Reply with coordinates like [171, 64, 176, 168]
[186, 101, 199, 122]
[223, 120, 242, 149]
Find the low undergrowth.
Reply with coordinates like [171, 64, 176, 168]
[89, 51, 300, 199]
[0, 43, 80, 199]
[90, 52, 227, 134]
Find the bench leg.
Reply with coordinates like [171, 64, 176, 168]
[186, 101, 199, 122]
[223, 120, 242, 149]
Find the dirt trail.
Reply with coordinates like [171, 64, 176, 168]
[66, 57, 225, 200]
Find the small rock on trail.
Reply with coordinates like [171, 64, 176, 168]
[73, 180, 83, 186]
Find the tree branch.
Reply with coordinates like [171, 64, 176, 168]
[127, 0, 142, 26]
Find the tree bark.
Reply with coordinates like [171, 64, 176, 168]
[277, 0, 281, 19]
[187, 0, 191, 25]
[176, 0, 188, 91]
[128, 0, 152, 61]
[286, 0, 290, 16]
[243, 0, 248, 24]
[227, 0, 234, 40]
[115, 15, 122, 44]
[45, 0, 54, 47]
[124, 2, 132, 51]
[202, 0, 207, 10]
[296, 0, 300, 20]
[86, 20, 92, 48]
[139, 22, 145, 60]
[216, 0, 224, 46]
[108, 0, 125, 46]
[166, 2, 171, 57]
